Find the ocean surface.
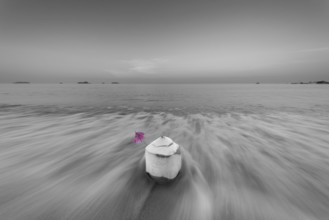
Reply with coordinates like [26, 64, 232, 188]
[0, 84, 329, 220]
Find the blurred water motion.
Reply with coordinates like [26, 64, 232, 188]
[0, 109, 329, 220]
[0, 84, 329, 219]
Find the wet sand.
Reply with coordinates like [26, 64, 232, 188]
[1, 108, 329, 219]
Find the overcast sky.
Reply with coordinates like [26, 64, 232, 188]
[1, 0, 329, 83]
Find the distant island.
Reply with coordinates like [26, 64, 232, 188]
[13, 82, 30, 84]
[77, 81, 90, 84]
[291, 81, 329, 84]
[111, 82, 119, 84]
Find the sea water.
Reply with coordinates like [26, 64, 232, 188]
[0, 84, 329, 220]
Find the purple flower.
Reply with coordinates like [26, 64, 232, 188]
[134, 132, 144, 144]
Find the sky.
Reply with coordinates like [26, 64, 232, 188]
[1, 0, 329, 83]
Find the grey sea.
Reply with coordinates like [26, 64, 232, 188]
[0, 83, 329, 220]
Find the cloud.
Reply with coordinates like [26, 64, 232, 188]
[127, 58, 168, 74]
[296, 47, 329, 53]
[286, 46, 329, 64]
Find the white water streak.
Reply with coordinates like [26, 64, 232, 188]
[0, 110, 329, 219]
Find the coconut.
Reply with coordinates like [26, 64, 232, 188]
[145, 136, 181, 182]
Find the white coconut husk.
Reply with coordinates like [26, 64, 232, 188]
[145, 136, 182, 180]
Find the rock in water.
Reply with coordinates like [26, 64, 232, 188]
[145, 136, 182, 182]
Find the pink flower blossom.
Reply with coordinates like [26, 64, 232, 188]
[134, 132, 144, 144]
